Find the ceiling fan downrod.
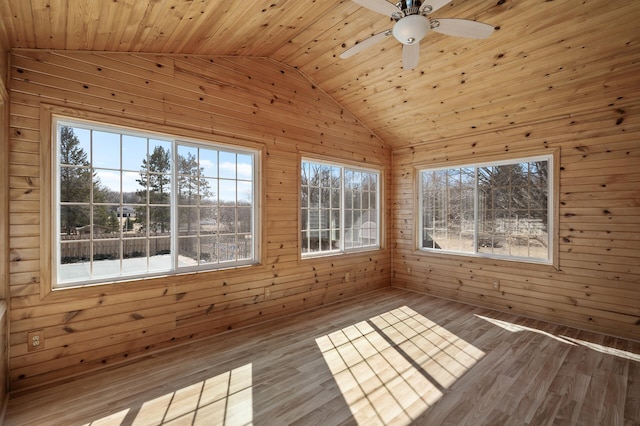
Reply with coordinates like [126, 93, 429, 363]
[394, 0, 429, 19]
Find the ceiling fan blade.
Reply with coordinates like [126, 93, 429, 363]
[340, 29, 393, 59]
[352, 0, 403, 17]
[431, 18, 495, 39]
[402, 43, 420, 70]
[420, 0, 453, 14]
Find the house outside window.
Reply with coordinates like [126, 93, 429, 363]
[53, 117, 259, 288]
[301, 159, 380, 256]
[419, 155, 553, 264]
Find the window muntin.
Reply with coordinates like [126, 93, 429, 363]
[54, 118, 259, 288]
[301, 159, 380, 256]
[419, 156, 552, 263]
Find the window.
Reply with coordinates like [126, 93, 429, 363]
[419, 155, 552, 263]
[301, 159, 380, 256]
[53, 117, 259, 288]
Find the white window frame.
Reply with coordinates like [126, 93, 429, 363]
[301, 158, 381, 258]
[418, 154, 554, 265]
[52, 116, 260, 288]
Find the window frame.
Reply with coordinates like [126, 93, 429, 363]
[300, 157, 382, 258]
[50, 115, 261, 289]
[417, 153, 556, 266]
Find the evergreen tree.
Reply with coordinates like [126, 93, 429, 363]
[136, 146, 171, 233]
[59, 126, 92, 235]
[178, 151, 212, 233]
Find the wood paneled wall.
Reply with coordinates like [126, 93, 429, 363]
[392, 105, 640, 341]
[8, 50, 392, 390]
[1, 24, 11, 414]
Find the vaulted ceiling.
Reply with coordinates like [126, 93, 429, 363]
[1, 0, 638, 149]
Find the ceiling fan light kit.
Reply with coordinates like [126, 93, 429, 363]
[392, 15, 430, 45]
[342, 0, 495, 70]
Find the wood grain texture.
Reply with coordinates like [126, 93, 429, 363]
[0, 38, 10, 418]
[1, 0, 639, 399]
[7, 50, 392, 390]
[0, 0, 638, 150]
[391, 108, 640, 341]
[3, 288, 640, 425]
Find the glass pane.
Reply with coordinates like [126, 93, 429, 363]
[362, 220, 376, 246]
[219, 151, 236, 179]
[122, 241, 148, 275]
[59, 239, 90, 263]
[122, 135, 148, 171]
[148, 206, 171, 234]
[219, 179, 236, 203]
[331, 167, 341, 187]
[178, 174, 199, 205]
[200, 207, 218, 234]
[201, 178, 218, 205]
[309, 187, 319, 208]
[218, 207, 236, 232]
[149, 139, 172, 170]
[59, 240, 91, 282]
[178, 145, 198, 172]
[237, 154, 253, 180]
[331, 207, 340, 224]
[148, 173, 171, 204]
[200, 149, 218, 178]
[93, 206, 120, 236]
[123, 237, 146, 258]
[301, 230, 310, 254]
[60, 166, 91, 202]
[236, 234, 252, 261]
[178, 207, 198, 235]
[331, 188, 340, 208]
[218, 234, 237, 262]
[320, 209, 330, 229]
[237, 181, 252, 204]
[95, 169, 120, 195]
[59, 126, 90, 166]
[149, 237, 171, 268]
[121, 210, 138, 234]
[237, 207, 252, 233]
[93, 130, 120, 169]
[352, 189, 361, 210]
[178, 237, 199, 266]
[320, 188, 330, 208]
[123, 171, 142, 196]
[199, 236, 217, 264]
[92, 241, 120, 278]
[60, 205, 90, 235]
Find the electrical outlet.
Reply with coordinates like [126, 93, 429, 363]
[27, 330, 44, 352]
[493, 279, 500, 290]
[344, 272, 350, 282]
[264, 287, 271, 299]
[407, 267, 412, 275]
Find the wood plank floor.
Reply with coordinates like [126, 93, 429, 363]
[4, 288, 640, 425]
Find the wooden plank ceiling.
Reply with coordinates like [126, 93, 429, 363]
[0, 0, 638, 149]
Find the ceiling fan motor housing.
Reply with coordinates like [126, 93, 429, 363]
[396, 0, 423, 16]
[392, 14, 430, 45]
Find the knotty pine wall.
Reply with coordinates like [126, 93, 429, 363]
[7, 50, 391, 390]
[1, 31, 11, 412]
[392, 105, 640, 341]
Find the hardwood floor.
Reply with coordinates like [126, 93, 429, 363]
[4, 288, 640, 425]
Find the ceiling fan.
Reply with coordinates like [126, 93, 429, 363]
[340, 0, 495, 70]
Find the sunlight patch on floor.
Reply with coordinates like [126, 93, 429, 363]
[84, 364, 253, 426]
[476, 314, 640, 361]
[317, 306, 484, 425]
[475, 314, 576, 345]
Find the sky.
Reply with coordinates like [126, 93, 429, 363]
[64, 124, 254, 203]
